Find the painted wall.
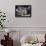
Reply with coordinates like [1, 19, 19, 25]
[0, 0, 46, 27]
[0, 0, 46, 46]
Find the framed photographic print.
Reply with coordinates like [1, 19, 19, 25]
[15, 5, 32, 17]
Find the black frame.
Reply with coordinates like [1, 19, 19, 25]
[15, 5, 32, 17]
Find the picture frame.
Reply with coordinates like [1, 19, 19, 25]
[15, 5, 32, 17]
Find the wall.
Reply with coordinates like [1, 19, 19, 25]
[0, 0, 46, 27]
[0, 0, 46, 46]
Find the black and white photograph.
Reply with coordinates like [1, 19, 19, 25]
[15, 5, 32, 17]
